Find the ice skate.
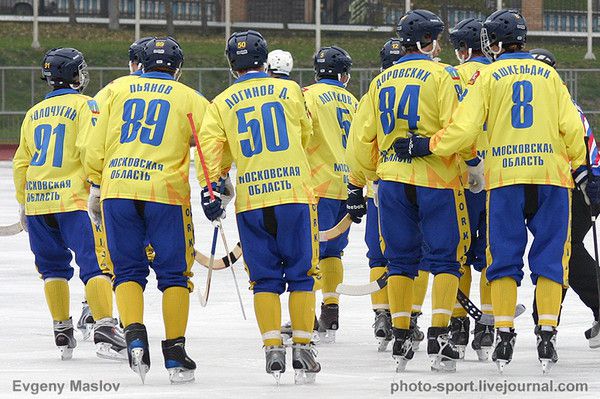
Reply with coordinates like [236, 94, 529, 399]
[427, 327, 459, 372]
[317, 303, 339, 343]
[585, 321, 600, 349]
[449, 316, 470, 359]
[94, 318, 127, 361]
[292, 343, 321, 384]
[410, 312, 425, 351]
[124, 323, 150, 384]
[162, 337, 196, 384]
[536, 327, 558, 374]
[76, 301, 94, 341]
[373, 309, 392, 352]
[53, 318, 77, 360]
[492, 329, 516, 374]
[391, 328, 414, 372]
[282, 317, 319, 346]
[265, 345, 286, 384]
[471, 321, 494, 361]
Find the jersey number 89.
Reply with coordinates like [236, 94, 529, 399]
[121, 99, 170, 146]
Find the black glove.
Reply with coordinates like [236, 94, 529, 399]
[393, 135, 432, 160]
[586, 175, 600, 207]
[201, 183, 224, 222]
[346, 183, 366, 223]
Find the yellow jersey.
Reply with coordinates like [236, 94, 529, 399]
[346, 53, 467, 189]
[82, 71, 210, 205]
[198, 71, 315, 213]
[430, 52, 586, 189]
[93, 70, 141, 106]
[303, 80, 358, 200]
[13, 89, 97, 215]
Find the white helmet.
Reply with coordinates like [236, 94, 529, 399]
[267, 49, 294, 76]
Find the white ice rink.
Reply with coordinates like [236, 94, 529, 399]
[1, 160, 599, 398]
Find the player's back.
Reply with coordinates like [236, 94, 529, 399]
[303, 80, 358, 199]
[94, 72, 140, 105]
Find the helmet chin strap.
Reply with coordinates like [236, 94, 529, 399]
[417, 40, 439, 58]
[455, 48, 473, 64]
[337, 73, 350, 87]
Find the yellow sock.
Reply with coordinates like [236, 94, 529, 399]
[254, 292, 282, 346]
[491, 277, 517, 328]
[431, 273, 459, 327]
[370, 267, 389, 310]
[412, 270, 430, 314]
[535, 276, 562, 327]
[388, 275, 413, 329]
[85, 275, 113, 321]
[44, 278, 70, 321]
[115, 281, 144, 328]
[480, 267, 493, 315]
[163, 286, 190, 339]
[320, 257, 343, 305]
[452, 266, 471, 318]
[290, 291, 316, 344]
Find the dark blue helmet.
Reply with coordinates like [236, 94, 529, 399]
[396, 9, 444, 48]
[141, 37, 184, 74]
[380, 38, 404, 70]
[226, 30, 268, 72]
[530, 48, 556, 68]
[482, 9, 527, 48]
[128, 36, 153, 63]
[41, 47, 89, 91]
[449, 18, 483, 52]
[314, 46, 352, 79]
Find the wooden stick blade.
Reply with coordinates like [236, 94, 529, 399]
[319, 214, 352, 242]
[0, 222, 23, 237]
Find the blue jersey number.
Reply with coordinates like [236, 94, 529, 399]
[30, 123, 66, 167]
[121, 99, 170, 146]
[237, 101, 289, 158]
[511, 81, 533, 129]
[336, 107, 351, 149]
[379, 85, 421, 134]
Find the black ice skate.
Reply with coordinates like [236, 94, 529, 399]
[292, 343, 321, 384]
[94, 318, 127, 361]
[162, 337, 196, 384]
[492, 329, 516, 374]
[471, 321, 494, 361]
[427, 326, 460, 372]
[281, 317, 320, 345]
[54, 318, 77, 360]
[265, 345, 286, 384]
[410, 312, 425, 351]
[392, 328, 414, 372]
[536, 327, 558, 374]
[124, 323, 150, 383]
[76, 301, 94, 341]
[449, 316, 470, 359]
[373, 309, 392, 352]
[317, 303, 339, 343]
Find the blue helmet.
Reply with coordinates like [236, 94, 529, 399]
[226, 30, 268, 72]
[482, 9, 527, 48]
[380, 38, 404, 70]
[41, 47, 89, 91]
[141, 37, 184, 74]
[314, 46, 352, 79]
[449, 18, 483, 52]
[128, 36, 154, 63]
[530, 48, 556, 68]
[396, 9, 444, 48]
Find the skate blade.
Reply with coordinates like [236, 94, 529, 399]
[540, 359, 556, 374]
[270, 370, 281, 385]
[294, 369, 317, 385]
[96, 343, 127, 361]
[475, 347, 491, 362]
[78, 324, 94, 341]
[457, 345, 466, 360]
[495, 359, 509, 374]
[130, 348, 149, 384]
[377, 337, 391, 352]
[168, 367, 195, 384]
[59, 346, 74, 361]
[429, 355, 456, 372]
[318, 330, 336, 344]
[411, 340, 422, 352]
[588, 335, 600, 349]
[393, 355, 409, 372]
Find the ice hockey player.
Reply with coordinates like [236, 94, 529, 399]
[267, 49, 294, 80]
[346, 9, 471, 373]
[198, 30, 321, 384]
[447, 17, 494, 361]
[528, 48, 600, 348]
[83, 37, 210, 384]
[12, 48, 126, 362]
[394, 10, 588, 374]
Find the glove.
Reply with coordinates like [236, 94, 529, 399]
[346, 183, 366, 223]
[393, 134, 432, 160]
[466, 157, 485, 194]
[87, 185, 102, 226]
[19, 204, 28, 232]
[372, 180, 379, 208]
[201, 183, 225, 222]
[586, 175, 600, 207]
[218, 174, 235, 209]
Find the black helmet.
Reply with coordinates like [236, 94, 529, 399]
[482, 9, 527, 49]
[141, 37, 184, 73]
[41, 47, 89, 92]
[530, 48, 556, 68]
[314, 46, 352, 79]
[396, 9, 445, 48]
[449, 18, 483, 52]
[226, 30, 268, 72]
[380, 38, 404, 70]
[128, 36, 154, 63]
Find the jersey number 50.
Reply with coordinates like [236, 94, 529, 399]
[121, 99, 170, 146]
[237, 101, 289, 158]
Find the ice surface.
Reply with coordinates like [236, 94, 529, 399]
[1, 161, 599, 398]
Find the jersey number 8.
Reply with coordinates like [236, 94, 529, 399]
[511, 81, 533, 129]
[121, 99, 170, 146]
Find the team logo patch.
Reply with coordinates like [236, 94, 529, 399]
[391, 43, 400, 49]
[156, 41, 165, 47]
[445, 66, 461, 81]
[237, 41, 247, 49]
[468, 70, 481, 85]
[87, 100, 100, 114]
